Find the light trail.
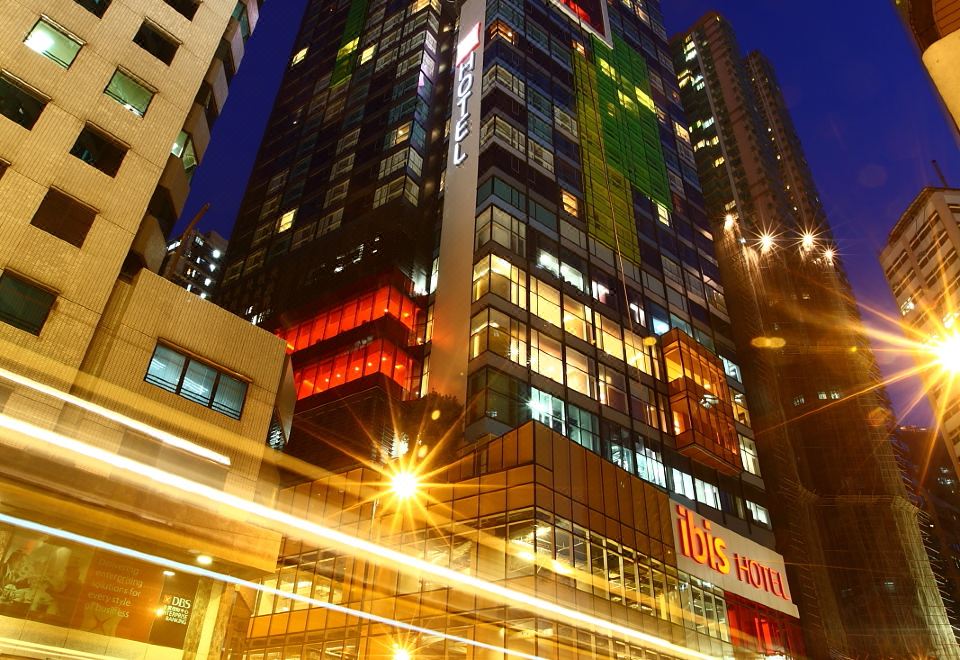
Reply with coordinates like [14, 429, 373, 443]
[0, 413, 714, 659]
[0, 636, 125, 660]
[0, 512, 547, 660]
[0, 364, 230, 466]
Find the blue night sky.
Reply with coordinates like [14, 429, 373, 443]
[182, 1, 960, 424]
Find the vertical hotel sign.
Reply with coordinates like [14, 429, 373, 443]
[430, 1, 484, 401]
[452, 22, 480, 166]
[671, 502, 799, 617]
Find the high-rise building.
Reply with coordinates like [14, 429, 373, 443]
[881, 187, 960, 469]
[217, 0, 806, 655]
[673, 13, 957, 657]
[894, 0, 960, 137]
[893, 424, 960, 644]
[162, 227, 228, 298]
[0, 0, 293, 657]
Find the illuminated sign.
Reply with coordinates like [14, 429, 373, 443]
[671, 503, 799, 617]
[453, 22, 481, 167]
[547, 0, 610, 44]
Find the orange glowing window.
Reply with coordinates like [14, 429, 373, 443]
[293, 338, 417, 399]
[282, 286, 419, 354]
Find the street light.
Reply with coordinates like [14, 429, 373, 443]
[931, 332, 960, 375]
[389, 470, 420, 500]
[393, 647, 413, 660]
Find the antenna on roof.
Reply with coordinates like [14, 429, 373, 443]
[932, 160, 949, 187]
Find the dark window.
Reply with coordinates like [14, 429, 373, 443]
[0, 272, 55, 335]
[162, 0, 198, 20]
[0, 74, 46, 129]
[133, 21, 178, 64]
[70, 125, 127, 176]
[145, 344, 248, 419]
[73, 0, 111, 17]
[30, 188, 97, 247]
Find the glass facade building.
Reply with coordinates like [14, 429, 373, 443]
[217, 0, 805, 655]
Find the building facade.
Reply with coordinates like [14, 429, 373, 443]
[0, 0, 292, 657]
[882, 187, 960, 470]
[162, 227, 228, 298]
[673, 13, 957, 658]
[893, 424, 960, 644]
[237, 422, 802, 660]
[894, 0, 960, 137]
[216, 0, 805, 655]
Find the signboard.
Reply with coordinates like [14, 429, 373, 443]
[0, 524, 199, 648]
[452, 22, 481, 167]
[671, 502, 799, 617]
[429, 0, 485, 401]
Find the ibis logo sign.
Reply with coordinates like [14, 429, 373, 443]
[672, 503, 799, 617]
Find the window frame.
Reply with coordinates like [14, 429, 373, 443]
[0, 271, 56, 335]
[144, 342, 249, 419]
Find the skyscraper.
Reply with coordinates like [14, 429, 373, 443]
[673, 13, 957, 657]
[218, 0, 805, 655]
[0, 0, 292, 656]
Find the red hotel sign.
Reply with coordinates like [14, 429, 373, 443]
[672, 503, 798, 617]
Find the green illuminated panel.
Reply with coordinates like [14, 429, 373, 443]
[331, 0, 369, 87]
[572, 35, 672, 262]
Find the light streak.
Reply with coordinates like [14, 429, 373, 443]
[0, 636, 124, 660]
[0, 512, 546, 660]
[0, 364, 230, 466]
[0, 413, 713, 660]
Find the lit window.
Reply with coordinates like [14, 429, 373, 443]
[739, 434, 761, 477]
[277, 209, 296, 233]
[291, 47, 308, 66]
[145, 343, 248, 419]
[171, 130, 197, 175]
[0, 272, 55, 335]
[359, 44, 376, 65]
[561, 190, 579, 217]
[746, 500, 770, 527]
[530, 330, 563, 384]
[24, 18, 83, 68]
[104, 69, 154, 117]
[656, 203, 670, 227]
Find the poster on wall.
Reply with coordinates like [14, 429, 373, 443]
[0, 524, 199, 649]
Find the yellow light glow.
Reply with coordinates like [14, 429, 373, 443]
[931, 333, 960, 375]
[393, 647, 412, 660]
[723, 214, 735, 232]
[823, 248, 835, 263]
[390, 471, 419, 500]
[195, 554, 213, 566]
[759, 233, 775, 253]
[801, 232, 815, 251]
